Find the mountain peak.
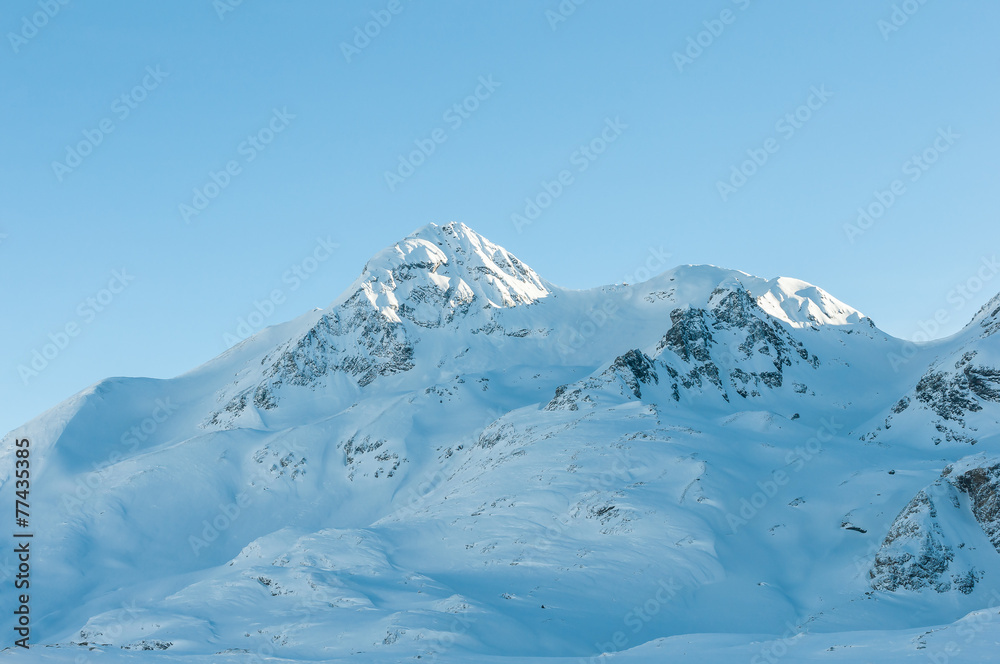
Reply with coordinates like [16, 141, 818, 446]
[636, 264, 868, 329]
[350, 222, 549, 322]
[750, 276, 866, 328]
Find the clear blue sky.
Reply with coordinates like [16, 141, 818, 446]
[3, 1, 999, 435]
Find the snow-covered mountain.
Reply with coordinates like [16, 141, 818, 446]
[4, 222, 1000, 663]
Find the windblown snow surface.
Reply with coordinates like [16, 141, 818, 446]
[4, 222, 1000, 663]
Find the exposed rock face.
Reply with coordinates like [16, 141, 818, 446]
[870, 455, 1000, 594]
[655, 287, 820, 401]
[611, 349, 660, 399]
[268, 302, 416, 389]
[951, 461, 1000, 554]
[914, 352, 1000, 424]
[865, 350, 1000, 446]
[545, 284, 822, 411]
[658, 307, 715, 364]
[655, 307, 727, 399]
[206, 302, 417, 428]
[545, 348, 660, 410]
[870, 487, 964, 593]
[709, 287, 819, 397]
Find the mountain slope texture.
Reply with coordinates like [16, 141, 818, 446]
[4, 222, 1000, 663]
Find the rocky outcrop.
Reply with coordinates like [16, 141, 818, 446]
[545, 349, 659, 410]
[610, 349, 660, 399]
[870, 455, 1000, 594]
[866, 350, 1000, 446]
[654, 286, 819, 401]
[654, 307, 727, 399]
[869, 488, 966, 593]
[206, 303, 417, 428]
[545, 285, 822, 411]
[950, 461, 1000, 553]
[914, 352, 1000, 425]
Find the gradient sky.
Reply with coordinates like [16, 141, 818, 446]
[3, 1, 999, 436]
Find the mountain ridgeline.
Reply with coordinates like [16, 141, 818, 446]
[3, 222, 1000, 661]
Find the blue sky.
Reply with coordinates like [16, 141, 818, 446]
[3, 1, 999, 435]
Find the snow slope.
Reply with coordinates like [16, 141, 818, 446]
[3, 222, 1000, 662]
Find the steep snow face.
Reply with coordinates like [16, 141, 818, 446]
[751, 276, 866, 328]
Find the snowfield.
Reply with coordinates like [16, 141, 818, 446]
[3, 222, 1000, 662]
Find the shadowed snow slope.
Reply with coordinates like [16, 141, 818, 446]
[3, 222, 1000, 663]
